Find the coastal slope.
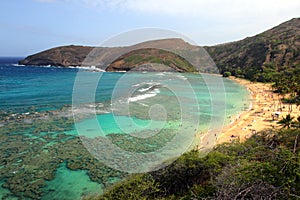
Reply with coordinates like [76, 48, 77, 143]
[204, 18, 300, 80]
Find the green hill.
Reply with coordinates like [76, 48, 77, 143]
[106, 48, 197, 72]
[205, 18, 300, 81]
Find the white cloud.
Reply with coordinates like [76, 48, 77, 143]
[79, 0, 300, 45]
[35, 0, 299, 45]
[81, 0, 300, 19]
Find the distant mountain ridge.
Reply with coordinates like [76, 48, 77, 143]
[19, 18, 300, 76]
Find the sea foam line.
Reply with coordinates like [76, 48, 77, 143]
[128, 88, 160, 102]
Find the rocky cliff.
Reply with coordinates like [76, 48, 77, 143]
[19, 45, 94, 67]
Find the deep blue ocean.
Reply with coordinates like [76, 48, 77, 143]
[0, 57, 250, 199]
[0, 58, 123, 112]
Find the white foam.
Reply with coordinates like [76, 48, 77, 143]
[156, 72, 165, 76]
[138, 103, 149, 107]
[133, 82, 148, 87]
[70, 66, 106, 72]
[128, 88, 160, 102]
[26, 64, 53, 68]
[138, 85, 153, 92]
[177, 74, 187, 80]
[153, 88, 160, 93]
[133, 82, 158, 88]
[128, 93, 157, 102]
[129, 82, 163, 102]
[12, 64, 25, 67]
[19, 65, 106, 71]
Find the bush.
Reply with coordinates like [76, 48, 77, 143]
[223, 71, 231, 77]
[94, 174, 161, 200]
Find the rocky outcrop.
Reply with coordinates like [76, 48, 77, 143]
[19, 45, 94, 67]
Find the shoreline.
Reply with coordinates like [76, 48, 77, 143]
[198, 76, 299, 149]
[217, 77, 299, 144]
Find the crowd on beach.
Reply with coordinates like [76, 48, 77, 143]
[198, 77, 300, 149]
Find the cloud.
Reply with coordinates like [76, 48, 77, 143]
[31, 0, 300, 46]
[80, 0, 300, 45]
[81, 0, 300, 19]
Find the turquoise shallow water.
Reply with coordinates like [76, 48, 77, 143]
[0, 59, 249, 199]
[67, 113, 174, 138]
[41, 163, 103, 200]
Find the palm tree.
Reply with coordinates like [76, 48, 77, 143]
[277, 114, 295, 128]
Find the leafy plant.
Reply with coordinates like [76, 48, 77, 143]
[222, 71, 231, 77]
[278, 114, 295, 128]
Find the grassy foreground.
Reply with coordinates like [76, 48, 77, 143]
[85, 127, 300, 200]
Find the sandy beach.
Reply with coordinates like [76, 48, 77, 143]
[197, 76, 299, 150]
[217, 77, 300, 144]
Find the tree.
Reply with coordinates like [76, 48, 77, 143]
[223, 71, 231, 77]
[277, 114, 295, 129]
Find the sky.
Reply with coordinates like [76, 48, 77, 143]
[1, 0, 299, 56]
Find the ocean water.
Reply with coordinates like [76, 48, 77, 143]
[0, 57, 249, 199]
[41, 163, 103, 200]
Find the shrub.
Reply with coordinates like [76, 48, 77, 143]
[223, 71, 231, 77]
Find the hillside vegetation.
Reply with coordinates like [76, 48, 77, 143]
[205, 18, 300, 82]
[106, 48, 197, 72]
[86, 127, 300, 200]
